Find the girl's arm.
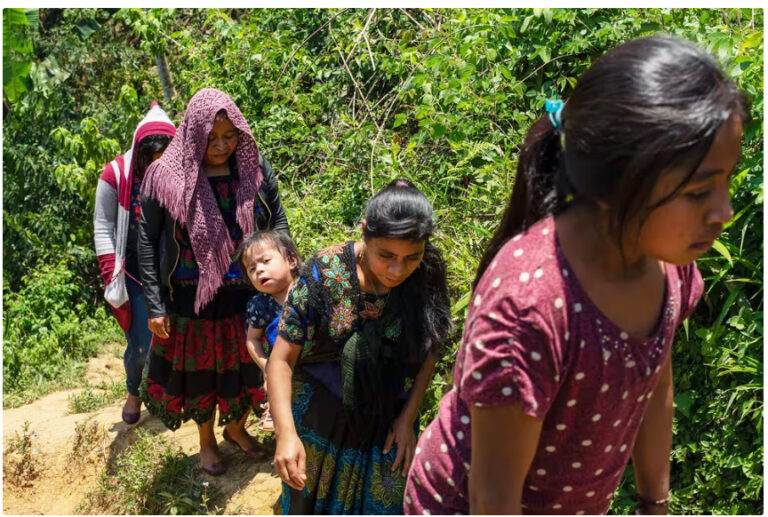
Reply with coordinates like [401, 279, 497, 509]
[384, 352, 437, 476]
[469, 403, 542, 514]
[246, 327, 268, 371]
[266, 335, 305, 490]
[631, 354, 674, 515]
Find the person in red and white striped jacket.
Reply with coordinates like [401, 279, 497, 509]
[93, 102, 176, 424]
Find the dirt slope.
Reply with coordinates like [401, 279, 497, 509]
[2, 353, 282, 515]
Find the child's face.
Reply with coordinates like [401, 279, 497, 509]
[243, 242, 296, 296]
[634, 113, 742, 266]
[363, 237, 426, 289]
[204, 113, 238, 167]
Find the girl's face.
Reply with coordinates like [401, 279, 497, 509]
[242, 242, 297, 296]
[204, 113, 238, 167]
[634, 113, 742, 266]
[363, 236, 425, 289]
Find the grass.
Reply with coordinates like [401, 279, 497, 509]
[3, 340, 125, 410]
[77, 428, 221, 515]
[3, 359, 90, 409]
[69, 380, 125, 414]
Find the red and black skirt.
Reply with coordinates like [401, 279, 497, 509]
[140, 285, 265, 430]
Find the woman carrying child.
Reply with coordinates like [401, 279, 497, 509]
[93, 102, 175, 425]
[138, 88, 290, 475]
[268, 180, 453, 514]
[405, 36, 745, 515]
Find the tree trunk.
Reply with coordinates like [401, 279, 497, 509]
[155, 53, 175, 106]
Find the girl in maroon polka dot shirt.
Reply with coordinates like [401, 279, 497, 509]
[404, 36, 746, 515]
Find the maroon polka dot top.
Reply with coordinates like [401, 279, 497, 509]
[404, 216, 703, 515]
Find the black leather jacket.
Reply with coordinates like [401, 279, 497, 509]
[138, 155, 289, 319]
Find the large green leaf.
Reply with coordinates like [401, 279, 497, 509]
[3, 8, 38, 103]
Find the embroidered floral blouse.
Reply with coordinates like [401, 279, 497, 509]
[171, 174, 246, 287]
[278, 242, 413, 399]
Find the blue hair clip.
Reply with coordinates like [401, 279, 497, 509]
[545, 99, 564, 131]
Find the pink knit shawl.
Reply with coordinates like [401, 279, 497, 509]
[142, 88, 262, 313]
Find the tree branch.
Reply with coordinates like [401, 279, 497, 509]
[344, 9, 376, 67]
[399, 8, 425, 31]
[329, 23, 381, 133]
[273, 8, 350, 93]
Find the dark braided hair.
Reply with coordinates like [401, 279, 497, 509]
[364, 179, 453, 364]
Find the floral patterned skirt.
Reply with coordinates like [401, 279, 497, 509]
[274, 368, 415, 515]
[139, 308, 265, 430]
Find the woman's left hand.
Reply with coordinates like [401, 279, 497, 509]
[383, 412, 416, 477]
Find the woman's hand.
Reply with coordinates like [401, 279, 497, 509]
[383, 411, 417, 477]
[148, 316, 170, 339]
[274, 431, 306, 490]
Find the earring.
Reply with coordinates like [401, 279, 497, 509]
[358, 244, 366, 266]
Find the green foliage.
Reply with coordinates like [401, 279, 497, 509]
[3, 9, 39, 102]
[69, 381, 125, 414]
[3, 360, 89, 409]
[77, 428, 220, 515]
[2, 259, 122, 398]
[3, 7, 151, 405]
[3, 8, 763, 514]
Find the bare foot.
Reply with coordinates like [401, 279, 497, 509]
[224, 422, 260, 452]
[199, 443, 222, 468]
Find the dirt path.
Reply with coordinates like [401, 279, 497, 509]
[2, 352, 282, 515]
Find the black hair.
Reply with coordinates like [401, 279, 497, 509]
[233, 229, 302, 279]
[474, 35, 747, 287]
[135, 134, 172, 179]
[364, 179, 453, 362]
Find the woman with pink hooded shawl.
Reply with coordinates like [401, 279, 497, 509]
[138, 88, 289, 476]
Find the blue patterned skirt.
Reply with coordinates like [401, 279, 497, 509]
[274, 368, 415, 514]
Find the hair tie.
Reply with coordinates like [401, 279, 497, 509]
[395, 180, 410, 188]
[545, 99, 564, 131]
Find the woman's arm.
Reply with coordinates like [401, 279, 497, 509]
[267, 335, 305, 489]
[246, 327, 268, 371]
[93, 173, 118, 284]
[384, 352, 437, 476]
[259, 155, 290, 236]
[631, 354, 674, 515]
[469, 403, 543, 514]
[138, 194, 170, 337]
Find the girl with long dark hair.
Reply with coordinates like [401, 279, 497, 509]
[405, 36, 746, 515]
[267, 180, 452, 514]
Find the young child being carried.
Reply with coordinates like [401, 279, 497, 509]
[235, 230, 302, 432]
